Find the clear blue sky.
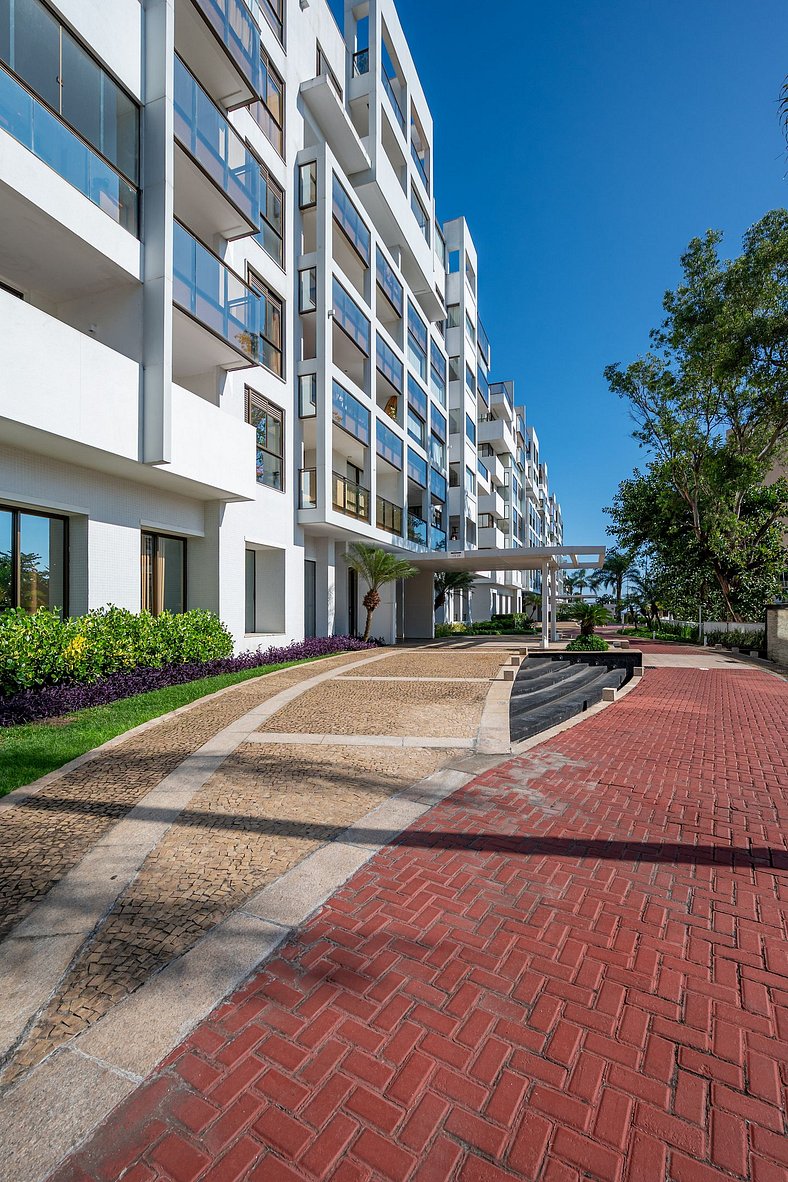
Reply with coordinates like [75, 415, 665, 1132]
[337, 0, 787, 544]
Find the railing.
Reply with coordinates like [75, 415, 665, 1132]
[173, 221, 259, 362]
[376, 496, 403, 535]
[411, 142, 429, 189]
[333, 472, 370, 521]
[0, 64, 138, 235]
[382, 68, 406, 133]
[191, 0, 263, 98]
[430, 525, 447, 552]
[376, 418, 403, 468]
[332, 278, 370, 355]
[376, 334, 403, 392]
[174, 57, 258, 226]
[332, 380, 370, 444]
[477, 459, 490, 483]
[333, 175, 370, 263]
[352, 49, 370, 76]
[376, 247, 403, 316]
[407, 512, 427, 546]
[299, 468, 317, 509]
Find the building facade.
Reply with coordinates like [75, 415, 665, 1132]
[0, 0, 562, 645]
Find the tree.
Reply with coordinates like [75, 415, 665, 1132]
[594, 550, 639, 621]
[343, 544, 418, 641]
[522, 590, 542, 621]
[627, 565, 664, 631]
[605, 212, 788, 621]
[564, 569, 591, 598]
[433, 570, 476, 615]
[570, 602, 613, 637]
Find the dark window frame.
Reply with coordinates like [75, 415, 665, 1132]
[246, 387, 286, 492]
[0, 501, 69, 615]
[247, 267, 285, 378]
[253, 47, 285, 157]
[254, 152, 285, 267]
[140, 530, 186, 616]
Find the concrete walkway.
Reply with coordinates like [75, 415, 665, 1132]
[0, 642, 517, 1180]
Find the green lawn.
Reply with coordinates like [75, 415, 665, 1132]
[0, 659, 317, 799]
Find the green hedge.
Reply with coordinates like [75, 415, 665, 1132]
[705, 628, 764, 651]
[0, 606, 233, 696]
[566, 634, 610, 651]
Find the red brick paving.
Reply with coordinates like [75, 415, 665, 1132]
[49, 665, 788, 1182]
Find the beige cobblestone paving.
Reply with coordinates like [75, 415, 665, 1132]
[0, 654, 370, 941]
[260, 678, 489, 737]
[336, 652, 506, 679]
[3, 742, 455, 1084]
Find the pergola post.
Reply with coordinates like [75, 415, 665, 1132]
[550, 566, 558, 641]
[541, 562, 550, 649]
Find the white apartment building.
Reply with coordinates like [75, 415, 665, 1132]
[0, 0, 562, 645]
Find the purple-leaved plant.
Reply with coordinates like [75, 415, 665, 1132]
[0, 636, 375, 727]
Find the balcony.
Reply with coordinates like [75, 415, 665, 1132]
[479, 489, 508, 522]
[172, 221, 260, 376]
[489, 383, 514, 424]
[300, 74, 370, 175]
[174, 57, 259, 240]
[376, 496, 403, 535]
[299, 468, 317, 509]
[478, 415, 517, 456]
[407, 512, 427, 547]
[333, 472, 370, 521]
[478, 525, 508, 551]
[0, 63, 138, 237]
[176, 0, 262, 110]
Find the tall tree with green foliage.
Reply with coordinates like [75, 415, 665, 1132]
[433, 571, 476, 615]
[593, 550, 638, 620]
[343, 544, 418, 641]
[605, 211, 788, 621]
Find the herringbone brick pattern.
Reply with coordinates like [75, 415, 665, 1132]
[50, 665, 788, 1182]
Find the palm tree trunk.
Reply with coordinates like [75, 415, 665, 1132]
[361, 609, 373, 642]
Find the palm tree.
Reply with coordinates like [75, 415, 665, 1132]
[522, 590, 542, 622]
[628, 566, 662, 630]
[344, 544, 418, 641]
[571, 602, 613, 636]
[564, 569, 590, 598]
[433, 571, 476, 615]
[595, 550, 638, 620]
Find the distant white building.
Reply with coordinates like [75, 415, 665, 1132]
[0, 0, 562, 644]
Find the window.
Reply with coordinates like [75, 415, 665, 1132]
[447, 304, 461, 329]
[299, 268, 317, 313]
[466, 363, 476, 396]
[256, 160, 284, 266]
[299, 160, 317, 208]
[247, 390, 285, 489]
[465, 312, 476, 346]
[299, 373, 317, 417]
[245, 549, 256, 633]
[333, 175, 370, 264]
[449, 355, 461, 383]
[465, 254, 476, 296]
[407, 407, 425, 447]
[376, 247, 403, 316]
[248, 272, 284, 376]
[141, 532, 185, 615]
[407, 373, 428, 420]
[435, 226, 446, 270]
[477, 365, 489, 405]
[407, 300, 427, 380]
[317, 42, 342, 98]
[253, 50, 284, 156]
[332, 380, 370, 444]
[430, 469, 447, 502]
[465, 413, 476, 445]
[377, 419, 403, 469]
[410, 103, 429, 191]
[410, 187, 429, 243]
[430, 342, 447, 404]
[377, 333, 403, 392]
[429, 433, 445, 468]
[465, 466, 476, 495]
[332, 277, 370, 355]
[0, 503, 67, 614]
[260, 0, 284, 43]
[431, 406, 447, 442]
[407, 449, 428, 487]
[449, 409, 462, 436]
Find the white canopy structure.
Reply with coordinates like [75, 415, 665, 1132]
[407, 546, 605, 646]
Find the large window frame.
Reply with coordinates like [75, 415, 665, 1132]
[246, 388, 285, 491]
[141, 531, 185, 616]
[0, 502, 68, 615]
[252, 48, 284, 157]
[248, 269, 284, 377]
[255, 156, 284, 267]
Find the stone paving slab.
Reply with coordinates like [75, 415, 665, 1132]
[44, 660, 788, 1182]
[337, 654, 506, 679]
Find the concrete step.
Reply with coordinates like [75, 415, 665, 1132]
[510, 665, 625, 744]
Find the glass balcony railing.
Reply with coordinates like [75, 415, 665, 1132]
[407, 512, 427, 546]
[376, 496, 403, 535]
[191, 0, 263, 98]
[299, 468, 317, 509]
[173, 221, 260, 362]
[0, 64, 138, 235]
[332, 277, 371, 355]
[430, 525, 447, 552]
[353, 49, 370, 76]
[174, 57, 259, 227]
[333, 472, 370, 521]
[382, 69, 406, 133]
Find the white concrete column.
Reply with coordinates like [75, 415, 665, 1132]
[541, 562, 549, 648]
[550, 566, 558, 641]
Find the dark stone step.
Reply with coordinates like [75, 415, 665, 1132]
[510, 664, 598, 714]
[509, 667, 625, 744]
[510, 659, 589, 697]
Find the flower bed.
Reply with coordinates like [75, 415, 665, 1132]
[0, 635, 374, 728]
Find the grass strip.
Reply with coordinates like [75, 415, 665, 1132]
[0, 658, 316, 798]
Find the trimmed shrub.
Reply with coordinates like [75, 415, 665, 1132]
[0, 606, 233, 697]
[0, 634, 374, 728]
[434, 622, 467, 637]
[566, 634, 610, 652]
[705, 628, 765, 651]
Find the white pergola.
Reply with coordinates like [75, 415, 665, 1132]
[408, 546, 606, 647]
